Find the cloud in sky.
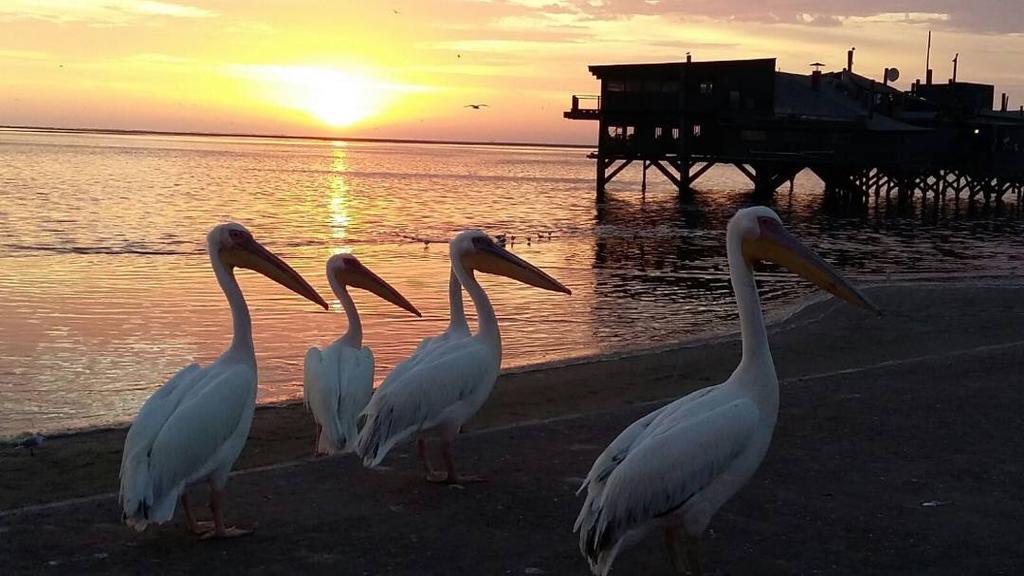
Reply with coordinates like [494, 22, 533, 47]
[489, 0, 1024, 34]
[1, 0, 1022, 142]
[0, 0, 216, 25]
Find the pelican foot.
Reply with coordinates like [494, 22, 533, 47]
[188, 520, 215, 535]
[446, 474, 486, 485]
[199, 526, 253, 540]
[425, 471, 450, 483]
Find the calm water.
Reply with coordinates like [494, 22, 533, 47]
[1, 129, 1022, 438]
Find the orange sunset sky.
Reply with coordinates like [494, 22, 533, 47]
[2, 0, 1022, 144]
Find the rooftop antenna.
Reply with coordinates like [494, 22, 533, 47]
[952, 52, 959, 83]
[925, 30, 933, 84]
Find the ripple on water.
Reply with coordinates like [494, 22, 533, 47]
[1, 131, 1021, 437]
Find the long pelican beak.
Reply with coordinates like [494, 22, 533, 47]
[464, 236, 571, 294]
[224, 240, 328, 310]
[744, 217, 878, 314]
[339, 262, 421, 317]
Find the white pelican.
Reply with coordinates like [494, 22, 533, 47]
[357, 230, 570, 483]
[371, 268, 469, 476]
[399, 268, 471, 371]
[119, 223, 327, 539]
[575, 207, 877, 575]
[303, 253, 421, 456]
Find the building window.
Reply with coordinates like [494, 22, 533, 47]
[662, 81, 679, 93]
[626, 80, 642, 92]
[672, 128, 680, 139]
[700, 82, 714, 95]
[692, 124, 702, 137]
[607, 80, 625, 92]
[654, 127, 663, 138]
[729, 90, 740, 106]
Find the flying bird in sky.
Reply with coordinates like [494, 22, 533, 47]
[464, 104, 488, 110]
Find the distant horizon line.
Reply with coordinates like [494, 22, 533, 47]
[0, 124, 595, 150]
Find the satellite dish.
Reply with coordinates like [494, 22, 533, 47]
[885, 67, 900, 82]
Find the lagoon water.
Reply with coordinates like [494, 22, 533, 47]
[1, 129, 1021, 437]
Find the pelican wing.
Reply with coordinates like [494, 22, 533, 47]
[121, 363, 203, 460]
[357, 338, 497, 467]
[577, 405, 668, 495]
[303, 347, 324, 413]
[143, 363, 256, 524]
[386, 323, 470, 385]
[573, 403, 670, 533]
[119, 363, 202, 520]
[578, 398, 759, 575]
[575, 384, 724, 530]
[304, 343, 374, 454]
[384, 268, 470, 386]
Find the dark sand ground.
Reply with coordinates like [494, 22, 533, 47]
[1, 284, 1022, 575]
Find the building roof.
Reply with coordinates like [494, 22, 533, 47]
[586, 58, 776, 79]
[775, 72, 927, 132]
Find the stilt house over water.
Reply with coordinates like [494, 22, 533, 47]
[565, 51, 1024, 205]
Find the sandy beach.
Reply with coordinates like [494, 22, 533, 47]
[2, 282, 1022, 574]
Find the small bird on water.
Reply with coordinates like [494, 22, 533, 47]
[15, 434, 45, 456]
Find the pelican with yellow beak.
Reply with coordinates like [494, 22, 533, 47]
[576, 207, 878, 575]
[303, 254, 421, 456]
[119, 223, 327, 539]
[357, 230, 570, 483]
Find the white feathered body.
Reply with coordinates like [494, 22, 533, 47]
[303, 341, 374, 454]
[119, 354, 258, 531]
[576, 358, 779, 575]
[357, 332, 497, 467]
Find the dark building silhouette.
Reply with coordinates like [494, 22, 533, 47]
[566, 56, 1024, 205]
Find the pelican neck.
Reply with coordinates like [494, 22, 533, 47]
[210, 250, 255, 359]
[446, 267, 469, 335]
[726, 230, 771, 367]
[451, 251, 499, 346]
[329, 273, 363, 348]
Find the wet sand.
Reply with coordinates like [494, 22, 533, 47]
[1, 283, 1022, 574]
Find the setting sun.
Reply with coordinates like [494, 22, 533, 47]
[233, 65, 398, 128]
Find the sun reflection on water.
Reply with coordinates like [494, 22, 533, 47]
[327, 147, 353, 246]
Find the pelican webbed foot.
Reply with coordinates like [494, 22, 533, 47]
[446, 474, 485, 485]
[425, 471, 449, 483]
[199, 526, 253, 540]
[189, 520, 215, 535]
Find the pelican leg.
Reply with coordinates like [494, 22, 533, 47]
[180, 492, 212, 534]
[439, 437, 484, 485]
[312, 423, 323, 457]
[419, 438, 447, 483]
[199, 480, 252, 540]
[682, 533, 703, 576]
[667, 528, 684, 569]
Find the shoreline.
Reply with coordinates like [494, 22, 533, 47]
[5, 274, 1017, 443]
[1, 281, 1022, 574]
[2, 281, 1022, 512]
